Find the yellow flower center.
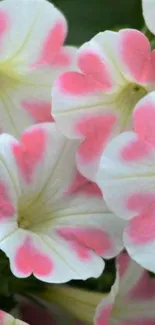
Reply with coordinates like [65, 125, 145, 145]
[17, 195, 56, 232]
[0, 61, 22, 91]
[116, 82, 147, 129]
[17, 199, 40, 231]
[17, 213, 30, 230]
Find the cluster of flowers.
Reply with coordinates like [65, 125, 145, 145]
[0, 0, 155, 324]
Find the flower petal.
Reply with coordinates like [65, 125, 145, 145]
[52, 31, 126, 177]
[77, 34, 123, 91]
[133, 92, 155, 147]
[11, 123, 80, 200]
[94, 275, 119, 325]
[0, 50, 78, 137]
[109, 253, 155, 324]
[0, 133, 21, 242]
[95, 252, 155, 324]
[0, 0, 67, 65]
[0, 229, 104, 282]
[115, 29, 154, 84]
[124, 216, 155, 273]
[75, 113, 118, 181]
[142, 0, 155, 35]
[54, 196, 125, 259]
[52, 73, 120, 180]
[117, 252, 144, 298]
[52, 30, 125, 140]
[96, 131, 155, 219]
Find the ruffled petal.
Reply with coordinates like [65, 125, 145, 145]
[96, 131, 155, 219]
[109, 29, 154, 85]
[0, 228, 104, 282]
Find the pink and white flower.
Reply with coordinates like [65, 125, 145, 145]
[0, 0, 76, 137]
[0, 122, 125, 283]
[52, 28, 155, 181]
[95, 252, 155, 325]
[96, 91, 155, 272]
[142, 0, 155, 35]
[0, 310, 28, 325]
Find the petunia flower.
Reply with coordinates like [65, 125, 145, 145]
[0, 122, 125, 283]
[0, 310, 28, 325]
[52, 28, 155, 181]
[96, 91, 155, 273]
[0, 0, 76, 137]
[95, 252, 155, 325]
[142, 0, 155, 35]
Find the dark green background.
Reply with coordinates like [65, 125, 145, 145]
[49, 0, 144, 45]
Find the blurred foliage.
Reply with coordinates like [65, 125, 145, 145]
[49, 0, 144, 45]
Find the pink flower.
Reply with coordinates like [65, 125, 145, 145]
[96, 91, 155, 273]
[0, 122, 125, 283]
[0, 0, 76, 137]
[52, 28, 155, 181]
[0, 310, 28, 325]
[95, 252, 155, 325]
